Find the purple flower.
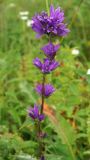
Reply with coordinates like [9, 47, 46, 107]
[33, 57, 42, 69]
[41, 42, 60, 59]
[35, 84, 55, 97]
[32, 5, 69, 38]
[28, 104, 45, 121]
[33, 58, 59, 73]
[40, 156, 45, 160]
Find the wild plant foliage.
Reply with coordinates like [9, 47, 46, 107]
[0, 0, 90, 160]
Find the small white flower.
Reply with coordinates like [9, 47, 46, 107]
[9, 3, 16, 8]
[87, 69, 90, 75]
[27, 20, 34, 27]
[72, 48, 80, 55]
[19, 11, 29, 21]
[19, 11, 29, 16]
[20, 16, 28, 21]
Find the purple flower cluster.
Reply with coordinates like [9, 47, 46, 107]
[28, 4, 69, 160]
[35, 84, 55, 97]
[28, 4, 69, 125]
[41, 42, 60, 59]
[28, 104, 44, 121]
[33, 57, 59, 73]
[32, 5, 69, 38]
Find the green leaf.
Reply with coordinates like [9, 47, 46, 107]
[48, 113, 76, 160]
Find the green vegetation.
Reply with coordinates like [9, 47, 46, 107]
[0, 0, 90, 160]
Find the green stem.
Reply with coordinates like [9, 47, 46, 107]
[50, 0, 53, 4]
[41, 74, 45, 114]
[37, 74, 45, 159]
[69, 0, 84, 28]
[46, 0, 49, 15]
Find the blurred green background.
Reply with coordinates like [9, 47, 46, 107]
[0, 0, 90, 160]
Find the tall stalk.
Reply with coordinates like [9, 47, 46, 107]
[41, 74, 45, 114]
[28, 3, 69, 160]
[45, 0, 49, 15]
[38, 74, 46, 159]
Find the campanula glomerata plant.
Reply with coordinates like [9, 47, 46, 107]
[28, 5, 69, 160]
